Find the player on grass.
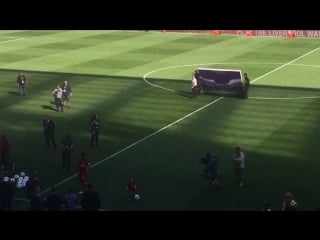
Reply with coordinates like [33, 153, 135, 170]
[242, 73, 250, 99]
[127, 177, 137, 200]
[78, 152, 90, 194]
[231, 146, 245, 187]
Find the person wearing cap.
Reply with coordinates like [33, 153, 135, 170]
[282, 192, 298, 211]
[242, 73, 250, 99]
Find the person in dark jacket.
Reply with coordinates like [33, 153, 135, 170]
[0, 135, 11, 171]
[282, 192, 298, 211]
[90, 113, 100, 148]
[44, 186, 63, 211]
[16, 72, 27, 97]
[61, 134, 74, 171]
[199, 152, 221, 190]
[26, 172, 40, 200]
[242, 73, 250, 99]
[29, 186, 44, 211]
[62, 80, 72, 108]
[0, 176, 15, 211]
[80, 183, 101, 211]
[43, 115, 57, 151]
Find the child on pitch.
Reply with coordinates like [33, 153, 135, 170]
[127, 177, 139, 200]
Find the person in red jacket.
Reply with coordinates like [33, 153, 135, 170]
[0, 135, 11, 171]
[127, 177, 137, 200]
[78, 152, 90, 194]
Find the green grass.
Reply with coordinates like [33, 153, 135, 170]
[1, 30, 320, 211]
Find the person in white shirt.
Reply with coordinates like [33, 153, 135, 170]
[52, 84, 64, 112]
[231, 146, 245, 187]
[191, 71, 199, 98]
[16, 72, 27, 97]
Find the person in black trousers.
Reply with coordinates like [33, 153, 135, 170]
[61, 134, 74, 171]
[16, 72, 27, 97]
[44, 186, 63, 211]
[43, 115, 57, 151]
[81, 183, 101, 211]
[242, 73, 250, 99]
[90, 113, 100, 148]
[0, 176, 15, 211]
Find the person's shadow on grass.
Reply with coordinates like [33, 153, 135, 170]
[8, 91, 19, 96]
[42, 105, 56, 111]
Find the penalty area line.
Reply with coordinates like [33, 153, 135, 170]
[0, 38, 26, 44]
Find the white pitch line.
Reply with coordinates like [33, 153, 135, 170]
[251, 46, 320, 84]
[0, 37, 22, 38]
[143, 62, 285, 92]
[290, 63, 320, 68]
[0, 38, 26, 44]
[13, 197, 30, 202]
[250, 96, 320, 100]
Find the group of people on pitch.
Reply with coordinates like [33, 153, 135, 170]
[191, 70, 250, 99]
[52, 80, 72, 112]
[199, 146, 245, 191]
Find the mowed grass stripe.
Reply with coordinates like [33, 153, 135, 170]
[2, 31, 193, 72]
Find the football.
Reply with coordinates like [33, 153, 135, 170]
[134, 194, 140, 200]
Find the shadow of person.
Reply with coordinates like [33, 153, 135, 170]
[8, 91, 19, 96]
[41, 105, 56, 111]
[176, 90, 193, 98]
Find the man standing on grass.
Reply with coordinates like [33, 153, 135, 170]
[81, 183, 101, 211]
[61, 134, 73, 171]
[0, 135, 11, 172]
[90, 113, 100, 148]
[127, 177, 137, 200]
[0, 176, 15, 211]
[62, 80, 72, 108]
[191, 70, 199, 98]
[231, 146, 245, 187]
[282, 192, 298, 211]
[16, 72, 27, 97]
[52, 84, 64, 112]
[78, 152, 90, 194]
[43, 115, 57, 151]
[242, 73, 250, 99]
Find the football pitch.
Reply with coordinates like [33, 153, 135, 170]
[1, 30, 320, 211]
